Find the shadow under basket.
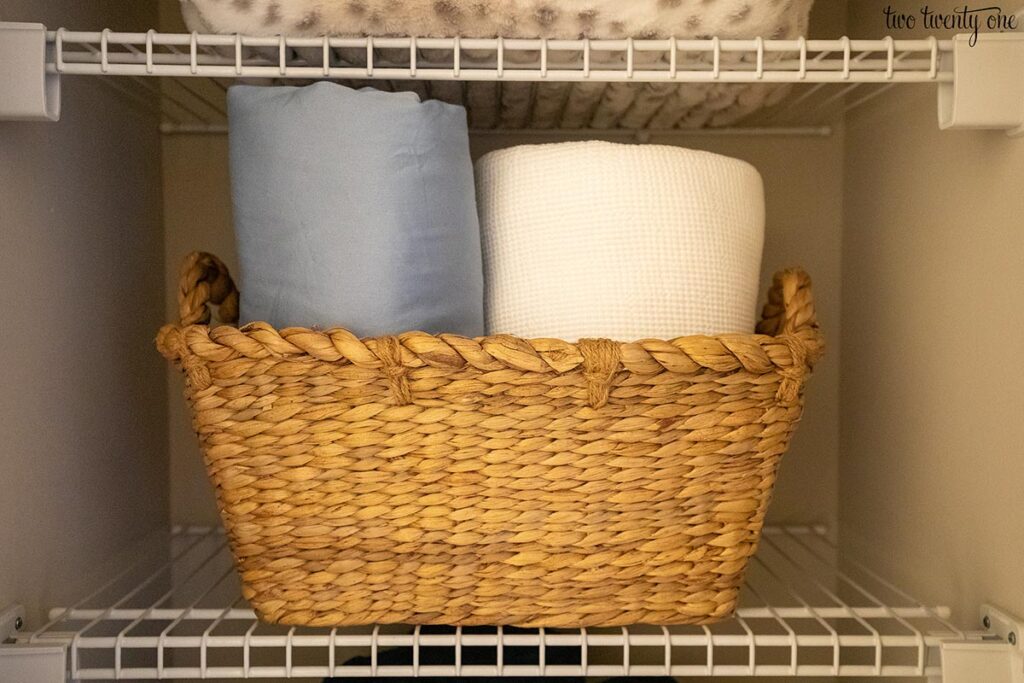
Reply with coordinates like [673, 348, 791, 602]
[158, 252, 824, 629]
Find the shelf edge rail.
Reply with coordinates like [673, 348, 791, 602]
[12, 21, 1019, 132]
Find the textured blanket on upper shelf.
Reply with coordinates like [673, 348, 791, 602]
[180, 0, 815, 129]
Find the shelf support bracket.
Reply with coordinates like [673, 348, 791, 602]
[938, 32, 1024, 136]
[0, 22, 61, 121]
[938, 604, 1024, 683]
[0, 604, 67, 683]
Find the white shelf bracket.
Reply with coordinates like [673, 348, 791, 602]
[0, 604, 67, 683]
[938, 32, 1024, 136]
[939, 604, 1024, 683]
[0, 22, 61, 120]
[0, 604, 25, 642]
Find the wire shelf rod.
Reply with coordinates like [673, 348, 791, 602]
[45, 29, 954, 84]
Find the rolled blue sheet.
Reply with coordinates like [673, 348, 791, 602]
[228, 82, 484, 337]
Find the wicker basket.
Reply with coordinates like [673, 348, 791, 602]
[158, 251, 823, 628]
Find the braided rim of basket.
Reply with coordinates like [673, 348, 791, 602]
[157, 252, 824, 405]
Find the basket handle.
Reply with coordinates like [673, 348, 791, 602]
[175, 251, 239, 326]
[756, 268, 824, 365]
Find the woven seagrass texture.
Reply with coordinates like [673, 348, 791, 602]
[158, 251, 823, 628]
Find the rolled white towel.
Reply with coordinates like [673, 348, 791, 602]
[476, 141, 765, 342]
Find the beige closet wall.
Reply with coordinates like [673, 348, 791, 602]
[0, 2, 166, 625]
[841, 1, 1024, 627]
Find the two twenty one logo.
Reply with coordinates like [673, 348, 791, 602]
[883, 5, 1019, 46]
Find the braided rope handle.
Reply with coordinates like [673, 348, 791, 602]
[756, 268, 816, 334]
[176, 251, 239, 326]
[756, 268, 824, 366]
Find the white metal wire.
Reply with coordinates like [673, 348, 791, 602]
[47, 30, 953, 84]
[158, 123, 834, 138]
[43, 28, 955, 133]
[18, 526, 960, 679]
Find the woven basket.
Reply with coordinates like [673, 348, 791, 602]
[158, 251, 823, 628]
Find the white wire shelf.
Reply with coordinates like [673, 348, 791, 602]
[10, 24, 1024, 134]
[17, 526, 963, 680]
[48, 30, 952, 84]
[36, 28, 955, 135]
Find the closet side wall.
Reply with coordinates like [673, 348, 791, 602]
[842, 0, 1024, 627]
[0, 1, 166, 626]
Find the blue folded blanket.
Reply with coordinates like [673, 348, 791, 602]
[228, 82, 484, 337]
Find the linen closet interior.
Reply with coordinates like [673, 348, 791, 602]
[1, 0, 1023, 681]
